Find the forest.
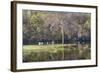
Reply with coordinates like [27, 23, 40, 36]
[22, 10, 91, 62]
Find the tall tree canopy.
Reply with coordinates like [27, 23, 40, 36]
[23, 10, 91, 45]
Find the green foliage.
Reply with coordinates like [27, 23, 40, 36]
[30, 13, 44, 33]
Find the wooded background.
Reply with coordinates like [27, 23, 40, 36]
[23, 10, 91, 45]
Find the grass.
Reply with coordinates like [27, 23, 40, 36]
[23, 44, 91, 62]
